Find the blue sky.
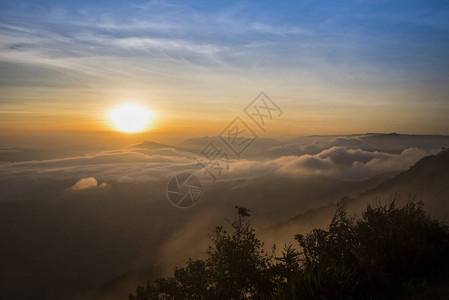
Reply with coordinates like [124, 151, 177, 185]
[1, 0, 449, 140]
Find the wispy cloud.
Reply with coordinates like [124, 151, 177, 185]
[250, 22, 307, 36]
[1, 0, 448, 134]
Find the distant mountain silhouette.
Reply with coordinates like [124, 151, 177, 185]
[258, 133, 449, 158]
[129, 137, 282, 158]
[3, 133, 447, 163]
[178, 136, 282, 157]
[360, 133, 449, 153]
[128, 140, 195, 153]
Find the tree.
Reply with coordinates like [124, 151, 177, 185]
[130, 206, 277, 299]
[130, 201, 449, 299]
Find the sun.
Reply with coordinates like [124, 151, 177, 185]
[110, 104, 152, 133]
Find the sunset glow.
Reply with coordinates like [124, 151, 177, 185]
[109, 104, 152, 133]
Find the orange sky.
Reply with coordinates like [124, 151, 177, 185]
[1, 1, 449, 148]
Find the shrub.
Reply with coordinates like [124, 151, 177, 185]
[276, 201, 449, 299]
[130, 201, 449, 300]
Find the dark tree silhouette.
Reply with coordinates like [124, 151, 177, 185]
[129, 206, 277, 300]
[130, 202, 449, 300]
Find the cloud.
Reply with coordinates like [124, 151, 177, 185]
[250, 22, 307, 35]
[317, 147, 391, 165]
[195, 145, 433, 182]
[69, 177, 110, 191]
[0, 143, 436, 192]
[274, 147, 431, 181]
[0, 148, 198, 186]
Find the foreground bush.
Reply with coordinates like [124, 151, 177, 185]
[129, 202, 449, 299]
[276, 202, 449, 299]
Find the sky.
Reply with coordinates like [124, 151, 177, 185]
[1, 0, 449, 148]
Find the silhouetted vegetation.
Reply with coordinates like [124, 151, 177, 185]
[130, 202, 449, 299]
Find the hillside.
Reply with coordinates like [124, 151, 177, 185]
[267, 149, 449, 246]
[358, 148, 449, 217]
